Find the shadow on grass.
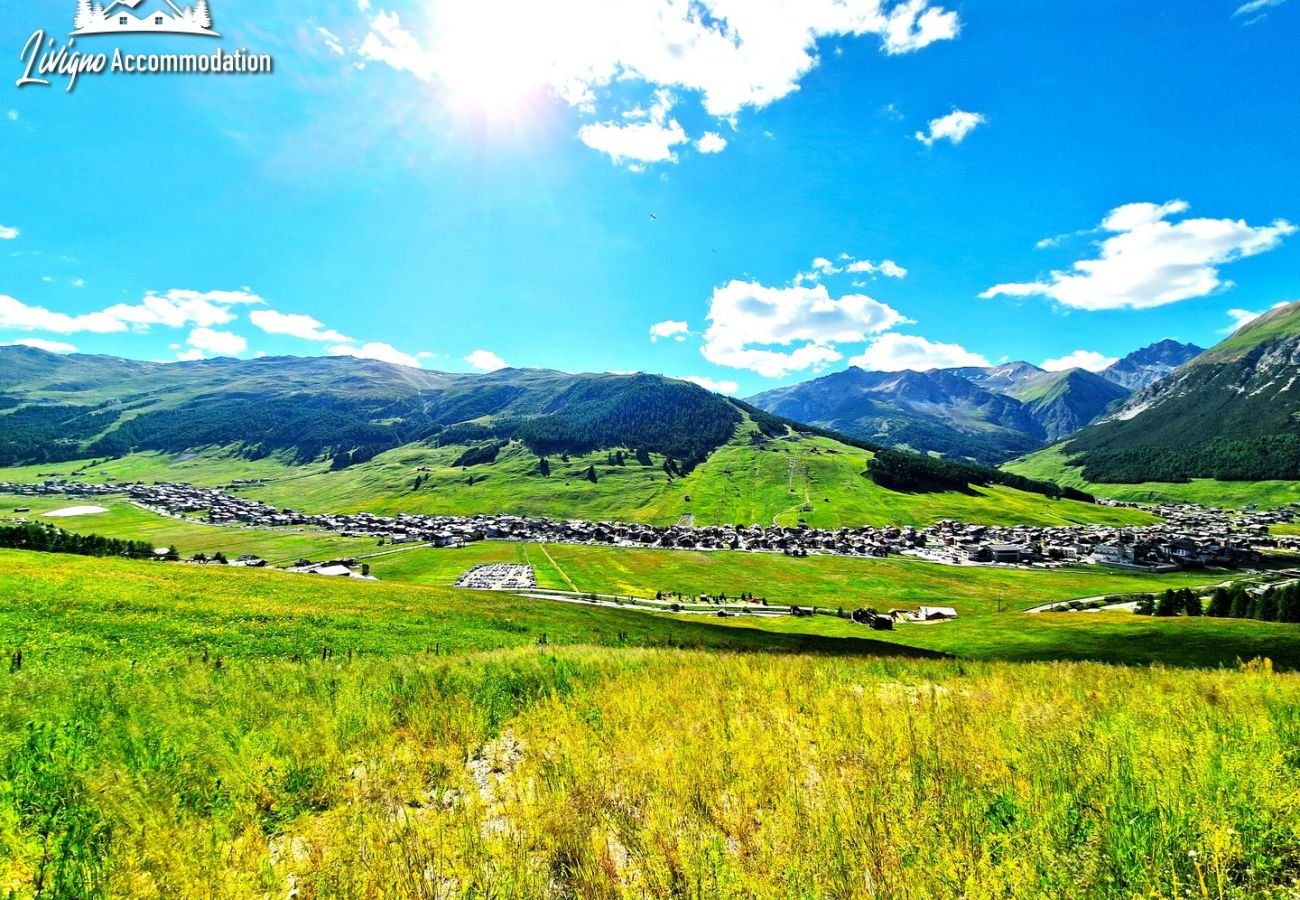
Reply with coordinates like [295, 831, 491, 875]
[635, 615, 949, 659]
[921, 620, 1300, 671]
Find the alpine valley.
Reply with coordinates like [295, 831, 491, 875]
[1007, 300, 1300, 507]
[0, 344, 1140, 529]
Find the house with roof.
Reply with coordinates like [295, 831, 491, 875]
[74, 0, 219, 37]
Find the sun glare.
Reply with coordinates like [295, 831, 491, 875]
[434, 6, 551, 121]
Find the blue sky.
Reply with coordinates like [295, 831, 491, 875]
[1, 0, 1298, 396]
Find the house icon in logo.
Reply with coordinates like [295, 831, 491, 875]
[72, 0, 220, 37]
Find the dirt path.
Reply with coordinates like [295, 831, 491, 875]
[535, 542, 578, 592]
[772, 456, 812, 526]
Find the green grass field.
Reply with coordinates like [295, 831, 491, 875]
[0, 429, 1158, 528]
[0, 551, 915, 672]
[1007, 445, 1300, 507]
[0, 492, 374, 566]
[366, 540, 1234, 612]
[2, 550, 1299, 898]
[366, 541, 1292, 668]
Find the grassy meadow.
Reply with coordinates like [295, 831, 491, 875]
[0, 492, 375, 567]
[1006, 445, 1300, 508]
[3, 530, 1300, 895]
[364, 541, 1297, 668]
[2, 624, 1299, 897]
[0, 429, 1158, 529]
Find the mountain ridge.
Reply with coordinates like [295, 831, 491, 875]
[1030, 301, 1300, 483]
[746, 338, 1205, 464]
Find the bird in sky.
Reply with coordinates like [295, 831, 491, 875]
[649, 213, 657, 220]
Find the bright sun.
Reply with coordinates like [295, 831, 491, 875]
[433, 6, 552, 119]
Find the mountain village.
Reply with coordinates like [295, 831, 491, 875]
[4, 478, 1293, 578]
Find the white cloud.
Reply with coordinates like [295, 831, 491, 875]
[464, 349, 509, 371]
[1040, 349, 1118, 372]
[797, 254, 908, 284]
[915, 109, 985, 146]
[677, 375, 739, 394]
[330, 342, 425, 368]
[649, 320, 690, 342]
[1, 338, 77, 353]
[695, 132, 727, 154]
[175, 348, 205, 361]
[186, 327, 247, 357]
[71, 278, 84, 288]
[249, 309, 354, 343]
[845, 258, 908, 278]
[1221, 301, 1292, 333]
[0, 295, 127, 334]
[0, 286, 264, 341]
[579, 118, 688, 165]
[702, 280, 909, 378]
[318, 26, 346, 55]
[4, 110, 16, 122]
[848, 333, 989, 371]
[982, 201, 1296, 311]
[357, 0, 959, 162]
[0, 224, 18, 240]
[357, 11, 436, 80]
[98, 289, 264, 332]
[1233, 0, 1285, 17]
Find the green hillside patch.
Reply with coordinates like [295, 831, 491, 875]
[0, 432, 1152, 528]
[1006, 445, 1300, 507]
[0, 550, 916, 671]
[707, 605, 1300, 669]
[369, 541, 1228, 616]
[3, 644, 1298, 897]
[0, 493, 373, 566]
[1038, 301, 1300, 484]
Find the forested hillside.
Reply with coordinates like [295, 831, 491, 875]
[1052, 302, 1300, 483]
[0, 347, 1087, 515]
[0, 348, 739, 470]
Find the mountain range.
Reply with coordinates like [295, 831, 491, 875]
[0, 344, 1131, 528]
[748, 340, 1203, 464]
[1040, 301, 1300, 484]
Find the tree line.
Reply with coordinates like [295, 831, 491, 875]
[1135, 583, 1300, 623]
[0, 522, 161, 560]
[866, 448, 1095, 501]
[1072, 435, 1300, 484]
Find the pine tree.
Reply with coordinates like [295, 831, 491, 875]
[1207, 587, 1231, 618]
[1154, 589, 1178, 617]
[1258, 588, 1281, 622]
[1279, 584, 1300, 624]
[193, 0, 212, 29]
[1229, 585, 1250, 619]
[1184, 590, 1203, 617]
[74, 0, 93, 30]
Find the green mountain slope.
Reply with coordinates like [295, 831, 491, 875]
[0, 347, 1124, 525]
[1011, 301, 1300, 486]
[0, 346, 741, 468]
[1004, 444, 1300, 508]
[1006, 369, 1132, 442]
